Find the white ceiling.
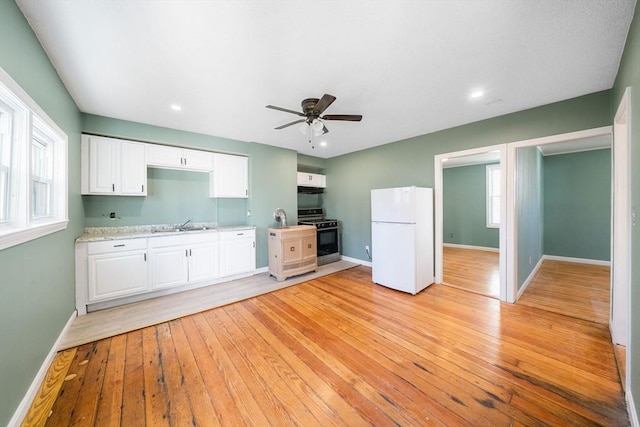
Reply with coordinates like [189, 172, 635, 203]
[16, 0, 636, 159]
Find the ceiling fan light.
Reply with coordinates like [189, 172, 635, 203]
[311, 119, 324, 132]
[298, 122, 309, 134]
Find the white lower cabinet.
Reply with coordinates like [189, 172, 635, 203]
[87, 239, 149, 302]
[149, 233, 220, 289]
[76, 228, 254, 314]
[220, 229, 256, 277]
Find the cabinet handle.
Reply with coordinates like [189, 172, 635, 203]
[113, 244, 125, 247]
[253, 241, 255, 248]
[112, 183, 115, 192]
[144, 253, 147, 261]
[189, 249, 192, 256]
[245, 189, 248, 196]
[237, 232, 244, 236]
[290, 247, 295, 251]
[185, 249, 189, 257]
[141, 185, 144, 192]
[308, 244, 312, 248]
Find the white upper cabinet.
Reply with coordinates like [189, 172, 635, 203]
[81, 135, 147, 196]
[210, 153, 248, 198]
[297, 172, 326, 188]
[146, 144, 213, 171]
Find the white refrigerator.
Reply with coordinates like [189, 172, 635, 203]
[371, 186, 434, 294]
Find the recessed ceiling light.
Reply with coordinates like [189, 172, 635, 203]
[470, 90, 484, 99]
[171, 104, 182, 111]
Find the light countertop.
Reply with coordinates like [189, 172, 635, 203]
[76, 223, 255, 243]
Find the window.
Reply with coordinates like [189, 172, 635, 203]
[486, 164, 500, 228]
[0, 100, 13, 223]
[0, 67, 68, 250]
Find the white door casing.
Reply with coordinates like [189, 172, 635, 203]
[434, 143, 508, 301]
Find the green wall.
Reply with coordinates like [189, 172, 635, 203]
[543, 149, 611, 261]
[82, 114, 298, 269]
[2, 0, 638, 423]
[516, 146, 544, 288]
[612, 1, 639, 420]
[324, 91, 612, 262]
[443, 163, 499, 248]
[0, 1, 83, 424]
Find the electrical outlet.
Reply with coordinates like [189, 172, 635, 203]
[109, 212, 116, 219]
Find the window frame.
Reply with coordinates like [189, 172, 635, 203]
[486, 163, 500, 228]
[0, 67, 68, 250]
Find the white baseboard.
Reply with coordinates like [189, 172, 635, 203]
[255, 266, 268, 274]
[8, 311, 76, 427]
[629, 388, 639, 427]
[542, 254, 611, 266]
[341, 255, 371, 267]
[516, 256, 545, 301]
[443, 243, 499, 253]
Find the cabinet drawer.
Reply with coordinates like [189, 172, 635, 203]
[220, 229, 255, 241]
[88, 239, 147, 255]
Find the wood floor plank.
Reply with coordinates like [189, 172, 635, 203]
[120, 330, 146, 426]
[66, 339, 110, 426]
[154, 322, 198, 426]
[27, 266, 628, 426]
[94, 334, 126, 427]
[141, 327, 170, 427]
[21, 348, 76, 427]
[166, 320, 221, 426]
[44, 343, 94, 426]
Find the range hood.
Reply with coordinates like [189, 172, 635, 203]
[297, 186, 324, 194]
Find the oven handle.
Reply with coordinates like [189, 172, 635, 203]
[317, 227, 339, 231]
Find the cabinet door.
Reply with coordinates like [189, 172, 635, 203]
[183, 149, 213, 171]
[210, 154, 248, 198]
[188, 243, 220, 283]
[149, 246, 189, 289]
[88, 250, 148, 302]
[296, 172, 326, 188]
[297, 172, 312, 186]
[220, 233, 255, 276]
[120, 141, 147, 195]
[146, 144, 184, 168]
[281, 237, 302, 263]
[88, 137, 118, 194]
[301, 235, 317, 261]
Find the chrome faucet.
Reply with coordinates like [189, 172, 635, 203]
[176, 219, 192, 231]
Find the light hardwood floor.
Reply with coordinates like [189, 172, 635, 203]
[443, 246, 500, 298]
[517, 259, 610, 325]
[61, 260, 358, 350]
[24, 266, 628, 426]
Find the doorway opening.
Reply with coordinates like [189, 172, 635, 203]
[434, 144, 507, 301]
[506, 123, 629, 392]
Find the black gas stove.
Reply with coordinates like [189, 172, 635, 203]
[298, 208, 341, 265]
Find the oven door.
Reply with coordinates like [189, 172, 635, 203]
[317, 227, 339, 256]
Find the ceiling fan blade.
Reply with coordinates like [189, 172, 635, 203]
[313, 94, 336, 115]
[275, 119, 306, 130]
[321, 114, 363, 121]
[266, 105, 305, 116]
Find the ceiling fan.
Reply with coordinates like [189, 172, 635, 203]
[266, 94, 362, 147]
